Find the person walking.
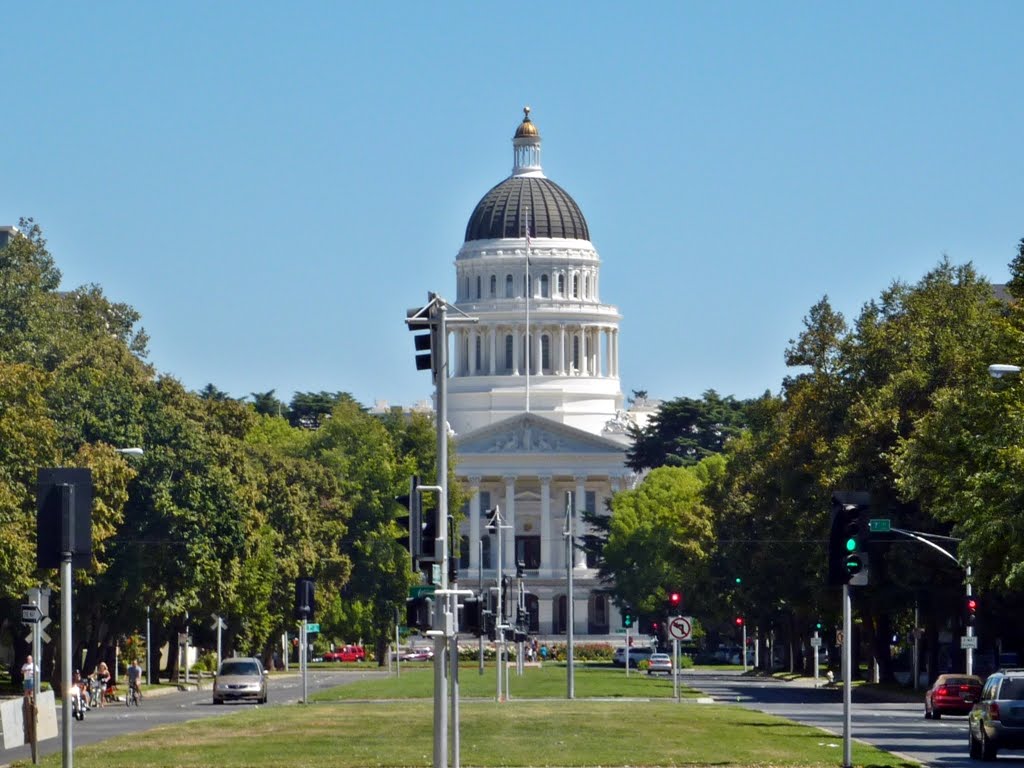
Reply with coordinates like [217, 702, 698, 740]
[21, 655, 38, 698]
[127, 659, 143, 705]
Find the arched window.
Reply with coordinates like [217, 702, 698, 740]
[589, 594, 609, 634]
[464, 276, 470, 299]
[474, 336, 482, 374]
[572, 337, 580, 372]
[540, 274, 549, 298]
[557, 273, 565, 295]
[490, 275, 497, 297]
[584, 275, 590, 299]
[541, 335, 551, 373]
[476, 275, 482, 299]
[505, 275, 514, 298]
[504, 335, 514, 371]
[572, 274, 579, 298]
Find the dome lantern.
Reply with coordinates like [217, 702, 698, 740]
[512, 106, 542, 177]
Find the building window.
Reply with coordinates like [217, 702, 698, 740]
[572, 274, 579, 298]
[476, 275, 482, 299]
[505, 274, 513, 298]
[490, 275, 497, 297]
[589, 594, 610, 634]
[504, 335, 514, 371]
[541, 335, 551, 372]
[459, 535, 470, 570]
[515, 536, 541, 570]
[572, 337, 580, 372]
[555, 595, 567, 634]
[557, 273, 565, 295]
[540, 274, 549, 298]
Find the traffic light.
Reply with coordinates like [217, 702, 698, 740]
[814, 620, 823, 633]
[965, 596, 978, 626]
[294, 577, 315, 621]
[462, 595, 484, 637]
[828, 491, 871, 586]
[395, 475, 423, 567]
[735, 616, 744, 627]
[406, 297, 439, 379]
[37, 468, 93, 569]
[407, 596, 433, 631]
[667, 591, 682, 612]
[622, 609, 634, 629]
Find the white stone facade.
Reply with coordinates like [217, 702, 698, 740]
[449, 110, 637, 636]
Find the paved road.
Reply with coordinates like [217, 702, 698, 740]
[684, 670, 976, 768]
[1, 669, 384, 767]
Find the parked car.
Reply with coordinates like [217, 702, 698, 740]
[402, 648, 434, 662]
[647, 653, 673, 675]
[612, 646, 654, 668]
[212, 657, 268, 705]
[924, 674, 982, 719]
[969, 668, 1024, 759]
[323, 644, 366, 662]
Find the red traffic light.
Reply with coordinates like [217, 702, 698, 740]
[967, 598, 977, 613]
[735, 616, 745, 627]
[668, 591, 682, 607]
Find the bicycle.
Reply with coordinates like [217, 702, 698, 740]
[126, 681, 141, 707]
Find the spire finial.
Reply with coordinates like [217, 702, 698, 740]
[523, 105, 531, 121]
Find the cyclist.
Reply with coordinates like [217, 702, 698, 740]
[126, 659, 143, 705]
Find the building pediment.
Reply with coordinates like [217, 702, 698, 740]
[456, 413, 625, 456]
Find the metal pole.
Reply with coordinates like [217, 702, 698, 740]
[625, 627, 630, 678]
[395, 609, 401, 677]
[216, 616, 222, 669]
[813, 631, 819, 683]
[494, 507, 503, 702]
[673, 637, 679, 701]
[184, 611, 190, 684]
[842, 584, 852, 768]
[433, 296, 450, 768]
[742, 624, 748, 673]
[565, 492, 575, 700]
[913, 602, 920, 691]
[966, 564, 974, 676]
[61, 555, 73, 768]
[33, 595, 41, 766]
[301, 619, 308, 704]
[478, 541, 485, 676]
[450, 590, 460, 768]
[146, 606, 152, 685]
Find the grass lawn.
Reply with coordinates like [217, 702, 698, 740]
[11, 665, 917, 768]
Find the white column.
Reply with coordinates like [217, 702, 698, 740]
[512, 332, 520, 376]
[469, 329, 478, 375]
[540, 475, 552, 575]
[469, 476, 481, 572]
[580, 330, 589, 376]
[534, 329, 542, 376]
[574, 476, 587, 568]
[557, 325, 566, 375]
[504, 475, 517, 570]
[489, 326, 497, 375]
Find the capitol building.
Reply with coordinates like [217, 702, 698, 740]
[445, 108, 651, 637]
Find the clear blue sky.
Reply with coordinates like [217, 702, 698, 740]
[4, 2, 1022, 408]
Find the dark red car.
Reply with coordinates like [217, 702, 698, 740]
[925, 673, 983, 718]
[323, 644, 365, 663]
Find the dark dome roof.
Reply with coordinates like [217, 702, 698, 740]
[464, 176, 590, 242]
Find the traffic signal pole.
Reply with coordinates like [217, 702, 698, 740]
[841, 583, 852, 768]
[966, 565, 974, 676]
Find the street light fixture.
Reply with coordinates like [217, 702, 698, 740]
[116, 447, 145, 457]
[988, 364, 1022, 378]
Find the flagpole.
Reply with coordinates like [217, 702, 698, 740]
[525, 206, 530, 414]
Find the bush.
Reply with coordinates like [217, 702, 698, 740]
[192, 651, 219, 673]
[637, 659, 650, 671]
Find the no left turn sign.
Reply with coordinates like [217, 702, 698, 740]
[668, 616, 693, 640]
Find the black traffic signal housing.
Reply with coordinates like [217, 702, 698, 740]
[406, 297, 439, 380]
[294, 577, 315, 621]
[667, 591, 682, 613]
[37, 468, 93, 569]
[622, 609, 634, 629]
[828, 491, 871, 586]
[462, 595, 484, 637]
[395, 474, 423, 567]
[965, 596, 978, 626]
[407, 596, 433, 632]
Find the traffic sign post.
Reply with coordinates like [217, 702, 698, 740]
[667, 616, 693, 641]
[211, 614, 226, 669]
[961, 635, 978, 650]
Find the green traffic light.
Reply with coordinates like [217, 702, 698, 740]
[735, 577, 742, 584]
[845, 537, 857, 552]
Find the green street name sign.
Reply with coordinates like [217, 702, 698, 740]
[306, 623, 320, 633]
[409, 585, 436, 598]
[869, 518, 891, 533]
